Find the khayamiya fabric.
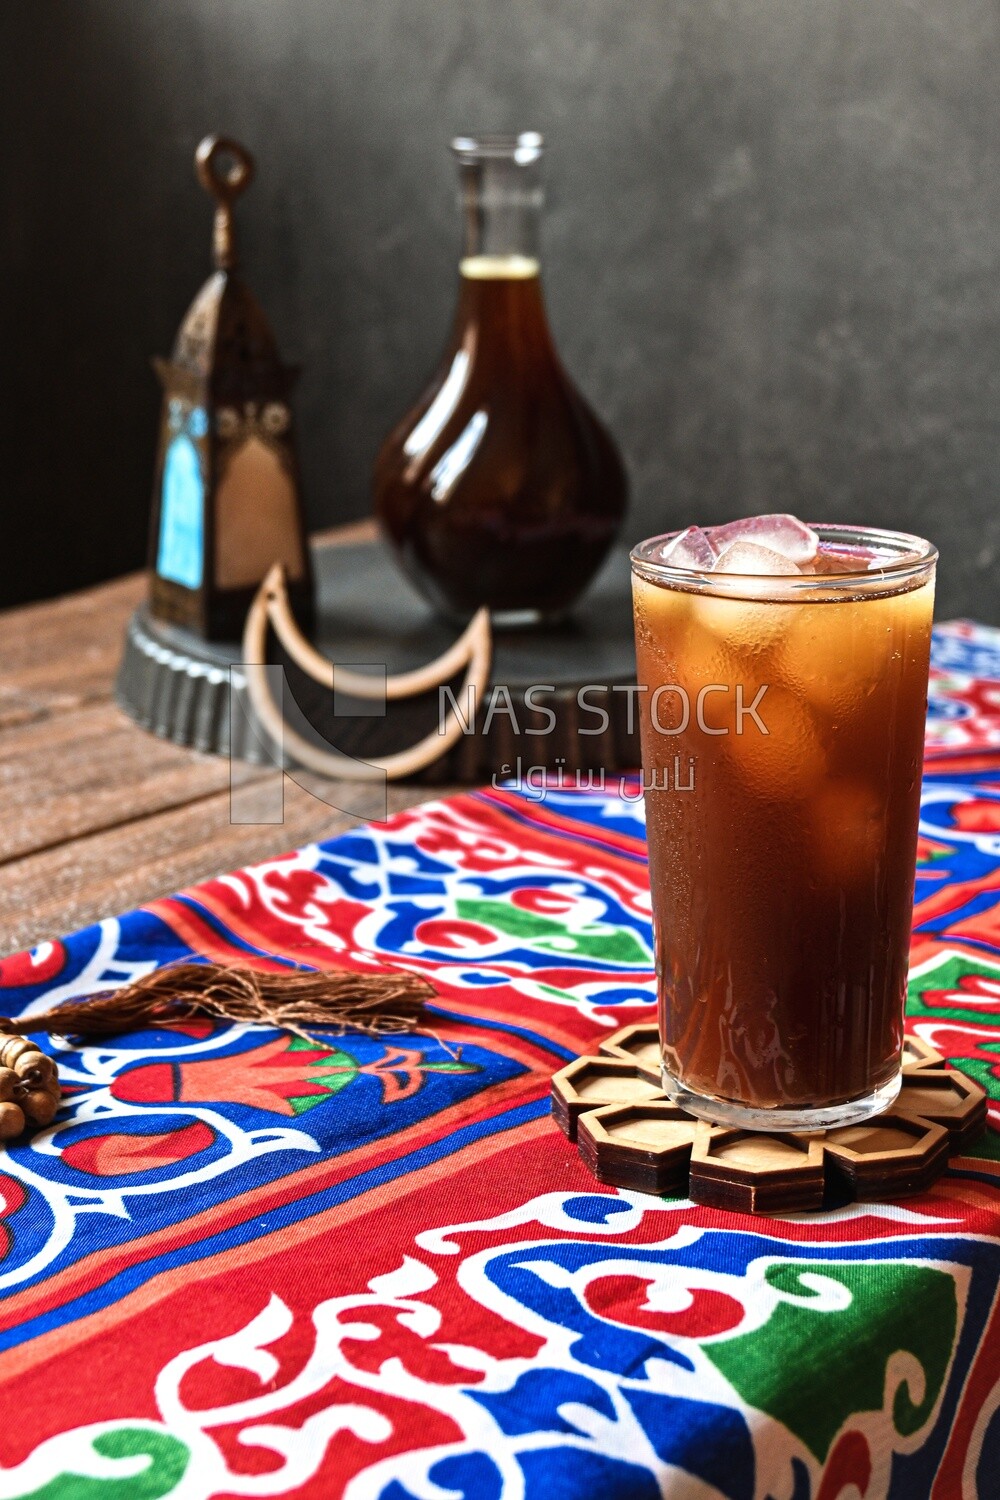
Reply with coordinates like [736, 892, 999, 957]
[0, 620, 997, 1498]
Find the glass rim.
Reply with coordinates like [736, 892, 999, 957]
[451, 132, 544, 165]
[630, 523, 938, 600]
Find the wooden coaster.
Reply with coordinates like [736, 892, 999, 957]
[901, 1035, 945, 1072]
[577, 1102, 712, 1195]
[553, 1022, 989, 1214]
[897, 1068, 988, 1150]
[688, 1127, 826, 1215]
[823, 1113, 950, 1199]
[597, 1022, 661, 1079]
[550, 1057, 666, 1141]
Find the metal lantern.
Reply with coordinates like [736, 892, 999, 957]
[148, 135, 313, 641]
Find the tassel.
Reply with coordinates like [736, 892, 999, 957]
[0, 961, 435, 1044]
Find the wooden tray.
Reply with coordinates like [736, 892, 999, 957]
[117, 537, 640, 783]
[553, 1025, 988, 1214]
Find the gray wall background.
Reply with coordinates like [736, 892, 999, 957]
[3, 0, 999, 618]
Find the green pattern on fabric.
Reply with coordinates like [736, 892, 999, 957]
[287, 1041, 358, 1115]
[907, 952, 1000, 1159]
[537, 982, 594, 1006]
[954, 1066, 1000, 1161]
[456, 897, 651, 965]
[706, 1261, 957, 1461]
[288, 1079, 352, 1114]
[286, 1042, 481, 1113]
[907, 953, 1000, 1043]
[15, 1428, 189, 1499]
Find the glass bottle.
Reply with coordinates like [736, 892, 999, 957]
[373, 132, 628, 625]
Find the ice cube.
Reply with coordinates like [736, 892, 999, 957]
[775, 582, 932, 720]
[726, 685, 826, 800]
[633, 575, 743, 719]
[806, 544, 879, 575]
[775, 603, 892, 718]
[656, 526, 717, 570]
[632, 573, 690, 658]
[712, 540, 801, 577]
[689, 589, 793, 651]
[710, 514, 819, 566]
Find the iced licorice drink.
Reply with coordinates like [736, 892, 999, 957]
[630, 518, 937, 1130]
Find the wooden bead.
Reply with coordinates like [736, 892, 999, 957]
[13, 1051, 54, 1084]
[0, 1041, 61, 1137]
[0, 1038, 36, 1070]
[22, 1090, 57, 1126]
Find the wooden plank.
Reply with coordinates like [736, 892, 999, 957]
[0, 777, 454, 955]
[0, 572, 143, 676]
[0, 703, 265, 865]
[0, 521, 386, 864]
[0, 522, 374, 731]
[0, 518, 454, 953]
[0, 574, 143, 730]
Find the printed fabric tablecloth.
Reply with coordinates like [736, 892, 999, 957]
[0, 620, 999, 1500]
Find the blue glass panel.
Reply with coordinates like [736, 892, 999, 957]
[157, 430, 204, 589]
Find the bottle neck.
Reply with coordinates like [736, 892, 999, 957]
[454, 136, 543, 279]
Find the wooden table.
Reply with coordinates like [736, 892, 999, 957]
[0, 526, 453, 957]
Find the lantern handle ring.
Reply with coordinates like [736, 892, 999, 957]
[195, 135, 255, 270]
[196, 135, 255, 202]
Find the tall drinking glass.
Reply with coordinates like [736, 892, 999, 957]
[631, 525, 937, 1131]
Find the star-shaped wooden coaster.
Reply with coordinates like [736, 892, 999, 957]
[551, 1024, 987, 1214]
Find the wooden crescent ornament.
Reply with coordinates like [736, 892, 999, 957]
[242, 563, 493, 780]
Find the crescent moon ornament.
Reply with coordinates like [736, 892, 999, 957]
[242, 564, 493, 781]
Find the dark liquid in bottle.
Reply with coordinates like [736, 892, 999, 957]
[374, 260, 627, 622]
[633, 554, 934, 1111]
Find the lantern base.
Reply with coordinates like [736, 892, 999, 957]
[116, 536, 640, 784]
[149, 572, 314, 645]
